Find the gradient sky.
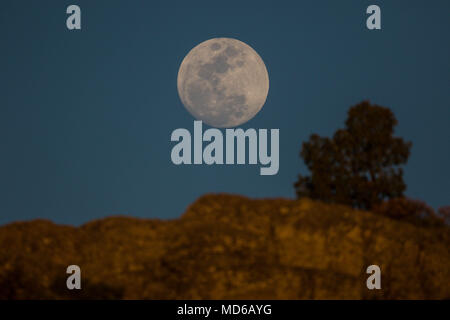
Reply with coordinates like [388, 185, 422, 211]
[1, 0, 449, 225]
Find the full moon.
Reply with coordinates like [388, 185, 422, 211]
[177, 38, 269, 128]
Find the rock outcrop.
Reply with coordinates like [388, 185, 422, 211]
[0, 194, 449, 299]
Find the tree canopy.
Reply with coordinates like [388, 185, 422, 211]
[295, 101, 412, 209]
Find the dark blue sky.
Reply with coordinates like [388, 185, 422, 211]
[1, 1, 449, 225]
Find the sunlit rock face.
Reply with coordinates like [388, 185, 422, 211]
[0, 194, 449, 299]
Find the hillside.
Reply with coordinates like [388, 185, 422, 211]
[0, 194, 449, 299]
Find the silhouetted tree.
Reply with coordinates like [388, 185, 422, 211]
[294, 101, 412, 209]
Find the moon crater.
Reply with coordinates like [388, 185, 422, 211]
[177, 38, 269, 128]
